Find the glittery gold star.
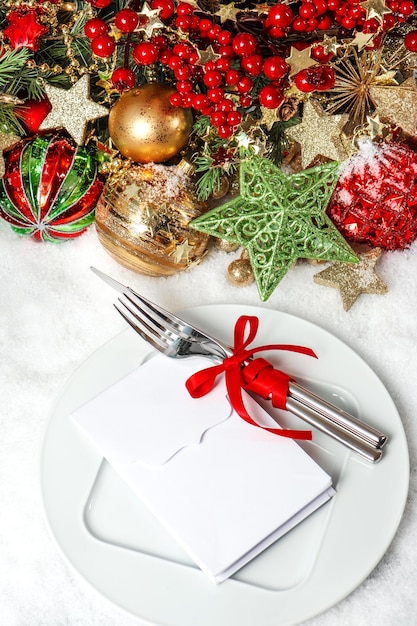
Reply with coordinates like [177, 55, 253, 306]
[259, 106, 282, 131]
[313, 248, 388, 310]
[360, 0, 392, 22]
[369, 77, 417, 136]
[0, 132, 20, 178]
[196, 45, 221, 65]
[285, 46, 317, 77]
[215, 2, 241, 22]
[320, 35, 343, 55]
[171, 239, 193, 263]
[39, 75, 108, 145]
[348, 30, 376, 51]
[137, 1, 164, 37]
[286, 99, 349, 169]
[364, 113, 386, 139]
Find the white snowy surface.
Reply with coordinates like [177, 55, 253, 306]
[1, 221, 416, 625]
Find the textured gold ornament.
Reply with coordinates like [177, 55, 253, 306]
[215, 3, 241, 23]
[286, 99, 349, 169]
[95, 163, 209, 276]
[285, 46, 317, 77]
[39, 74, 108, 145]
[108, 83, 193, 163]
[370, 77, 417, 137]
[313, 248, 388, 310]
[360, 0, 392, 23]
[227, 249, 255, 287]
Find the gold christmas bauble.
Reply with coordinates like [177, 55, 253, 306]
[108, 83, 193, 163]
[95, 163, 210, 276]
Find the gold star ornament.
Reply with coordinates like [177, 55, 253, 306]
[0, 132, 20, 178]
[39, 75, 109, 145]
[370, 77, 417, 136]
[313, 247, 388, 310]
[286, 99, 349, 169]
[286, 46, 317, 77]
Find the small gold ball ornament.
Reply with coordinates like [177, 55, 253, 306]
[108, 83, 193, 163]
[227, 249, 255, 287]
[95, 162, 209, 276]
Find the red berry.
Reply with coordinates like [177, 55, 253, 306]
[258, 84, 284, 108]
[225, 69, 241, 85]
[268, 26, 286, 37]
[237, 75, 253, 93]
[111, 67, 136, 92]
[227, 110, 242, 126]
[217, 124, 233, 138]
[207, 87, 224, 103]
[175, 15, 192, 30]
[84, 18, 108, 40]
[232, 33, 257, 57]
[177, 2, 194, 14]
[88, 0, 112, 8]
[90, 34, 115, 58]
[114, 9, 139, 33]
[203, 69, 223, 88]
[218, 45, 234, 59]
[404, 30, 417, 51]
[176, 79, 193, 93]
[133, 42, 159, 65]
[174, 65, 191, 79]
[218, 98, 234, 112]
[211, 110, 227, 127]
[382, 13, 396, 29]
[299, 3, 317, 19]
[399, 0, 415, 15]
[263, 55, 288, 80]
[240, 53, 263, 76]
[192, 93, 209, 110]
[267, 3, 294, 27]
[170, 92, 184, 106]
[199, 18, 212, 32]
[151, 0, 175, 20]
[173, 42, 191, 58]
[311, 43, 333, 63]
[218, 30, 232, 45]
[294, 69, 316, 92]
[317, 14, 333, 28]
[239, 94, 252, 107]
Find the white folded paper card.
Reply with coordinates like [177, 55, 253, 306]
[73, 354, 335, 583]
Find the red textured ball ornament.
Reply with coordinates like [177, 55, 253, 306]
[0, 134, 103, 241]
[328, 141, 417, 250]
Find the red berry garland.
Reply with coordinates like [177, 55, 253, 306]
[328, 142, 417, 251]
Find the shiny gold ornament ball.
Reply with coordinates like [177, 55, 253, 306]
[108, 83, 193, 163]
[95, 163, 209, 276]
[227, 258, 255, 287]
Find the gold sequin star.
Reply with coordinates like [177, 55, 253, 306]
[313, 248, 388, 310]
[320, 35, 343, 55]
[0, 132, 19, 178]
[286, 99, 349, 169]
[171, 239, 193, 263]
[370, 77, 417, 136]
[348, 30, 376, 51]
[360, 0, 392, 22]
[259, 106, 282, 131]
[215, 2, 241, 22]
[285, 46, 317, 77]
[39, 75, 108, 145]
[137, 1, 164, 37]
[196, 45, 221, 65]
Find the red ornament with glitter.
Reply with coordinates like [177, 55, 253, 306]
[327, 141, 417, 251]
[0, 134, 103, 242]
[3, 8, 48, 52]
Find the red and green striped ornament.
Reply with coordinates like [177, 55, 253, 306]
[0, 133, 103, 241]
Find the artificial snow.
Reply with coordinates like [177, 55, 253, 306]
[1, 218, 417, 625]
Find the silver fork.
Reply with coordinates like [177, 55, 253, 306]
[92, 267, 386, 463]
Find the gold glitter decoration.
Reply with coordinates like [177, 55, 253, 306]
[196, 45, 221, 66]
[259, 106, 282, 131]
[313, 248, 388, 311]
[285, 46, 317, 77]
[286, 99, 349, 169]
[348, 31, 376, 51]
[0, 133, 20, 178]
[215, 3, 241, 23]
[108, 83, 193, 163]
[370, 77, 417, 137]
[326, 47, 396, 132]
[39, 75, 108, 145]
[137, 1, 164, 37]
[360, 0, 392, 22]
[320, 35, 343, 55]
[227, 249, 255, 287]
[95, 163, 209, 276]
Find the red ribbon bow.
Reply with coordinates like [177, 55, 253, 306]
[186, 315, 317, 440]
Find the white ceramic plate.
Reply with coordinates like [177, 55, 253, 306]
[40, 304, 409, 626]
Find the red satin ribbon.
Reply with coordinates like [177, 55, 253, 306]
[186, 315, 317, 440]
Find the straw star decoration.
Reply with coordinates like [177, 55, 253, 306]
[313, 247, 388, 310]
[39, 74, 108, 145]
[191, 157, 357, 301]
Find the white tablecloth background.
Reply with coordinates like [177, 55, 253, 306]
[1, 221, 416, 625]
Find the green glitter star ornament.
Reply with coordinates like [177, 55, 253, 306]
[191, 157, 358, 300]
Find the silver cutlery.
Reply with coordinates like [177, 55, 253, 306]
[92, 267, 387, 463]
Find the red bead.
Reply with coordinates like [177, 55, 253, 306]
[90, 34, 115, 58]
[150, 0, 175, 20]
[239, 94, 252, 107]
[88, 0, 112, 8]
[263, 55, 288, 80]
[382, 13, 396, 29]
[111, 67, 136, 92]
[216, 58, 231, 72]
[174, 65, 191, 79]
[317, 14, 333, 28]
[217, 125, 233, 138]
[182, 92, 194, 107]
[404, 30, 417, 51]
[175, 15, 192, 29]
[258, 84, 284, 108]
[84, 18, 108, 40]
[211, 111, 227, 127]
[132, 42, 159, 65]
[292, 16, 308, 31]
[218, 45, 234, 59]
[218, 30, 232, 45]
[227, 110, 242, 126]
[232, 33, 257, 57]
[16, 97, 51, 133]
[203, 69, 223, 88]
[114, 9, 139, 33]
[173, 42, 192, 58]
[225, 69, 241, 85]
[294, 69, 316, 92]
[311, 43, 333, 63]
[176, 79, 193, 93]
[207, 24, 221, 40]
[177, 2, 194, 15]
[267, 3, 294, 27]
[299, 3, 317, 19]
[341, 15, 357, 28]
[207, 87, 224, 103]
[240, 54, 263, 76]
[169, 92, 184, 106]
[399, 0, 415, 15]
[267, 26, 286, 37]
[315, 0, 329, 14]
[192, 93, 209, 110]
[237, 76, 253, 93]
[167, 55, 184, 70]
[199, 18, 212, 32]
[218, 99, 234, 112]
